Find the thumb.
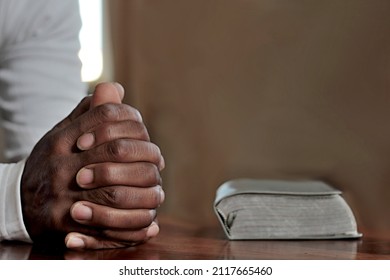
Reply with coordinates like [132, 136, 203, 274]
[90, 82, 124, 109]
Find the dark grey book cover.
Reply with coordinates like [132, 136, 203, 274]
[214, 179, 362, 240]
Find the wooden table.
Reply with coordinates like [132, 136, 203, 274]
[1, 215, 390, 260]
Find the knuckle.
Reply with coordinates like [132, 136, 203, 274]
[97, 103, 120, 121]
[149, 186, 162, 207]
[123, 106, 142, 122]
[107, 139, 128, 160]
[137, 210, 155, 226]
[138, 163, 161, 186]
[97, 103, 141, 122]
[128, 186, 161, 208]
[136, 123, 150, 141]
[98, 121, 149, 143]
[99, 122, 115, 142]
[98, 163, 115, 183]
[129, 121, 149, 140]
[126, 187, 163, 208]
[103, 139, 162, 164]
[103, 188, 119, 205]
[95, 187, 119, 206]
[122, 104, 142, 122]
[147, 143, 162, 162]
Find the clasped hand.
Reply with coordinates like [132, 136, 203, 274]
[21, 83, 165, 250]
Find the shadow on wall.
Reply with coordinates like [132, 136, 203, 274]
[109, 0, 390, 230]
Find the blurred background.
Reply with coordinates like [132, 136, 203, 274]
[80, 0, 390, 231]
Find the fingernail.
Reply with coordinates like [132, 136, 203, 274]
[146, 222, 159, 238]
[158, 155, 165, 171]
[72, 203, 93, 221]
[77, 133, 95, 150]
[159, 187, 165, 205]
[76, 168, 94, 186]
[134, 108, 143, 122]
[113, 82, 125, 99]
[66, 236, 85, 249]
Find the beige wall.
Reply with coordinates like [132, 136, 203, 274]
[109, 1, 390, 229]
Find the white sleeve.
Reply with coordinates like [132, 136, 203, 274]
[0, 160, 30, 242]
[0, 0, 86, 241]
[0, 0, 86, 161]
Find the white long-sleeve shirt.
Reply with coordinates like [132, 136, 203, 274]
[0, 0, 86, 242]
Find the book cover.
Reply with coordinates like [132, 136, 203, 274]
[214, 179, 362, 240]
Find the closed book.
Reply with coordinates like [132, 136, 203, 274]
[214, 179, 362, 240]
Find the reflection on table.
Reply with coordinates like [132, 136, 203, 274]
[1, 215, 390, 260]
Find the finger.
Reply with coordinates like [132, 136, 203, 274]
[77, 120, 150, 151]
[77, 162, 161, 188]
[57, 103, 143, 151]
[59, 83, 126, 130]
[70, 201, 156, 229]
[90, 82, 124, 108]
[65, 233, 139, 250]
[81, 139, 163, 167]
[65, 222, 159, 250]
[53, 96, 91, 131]
[101, 223, 159, 242]
[114, 83, 125, 101]
[76, 103, 143, 134]
[159, 154, 166, 171]
[79, 185, 164, 209]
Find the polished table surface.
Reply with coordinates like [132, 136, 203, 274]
[1, 215, 390, 260]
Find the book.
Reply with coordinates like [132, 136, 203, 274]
[214, 179, 362, 240]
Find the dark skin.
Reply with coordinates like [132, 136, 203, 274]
[21, 83, 165, 250]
